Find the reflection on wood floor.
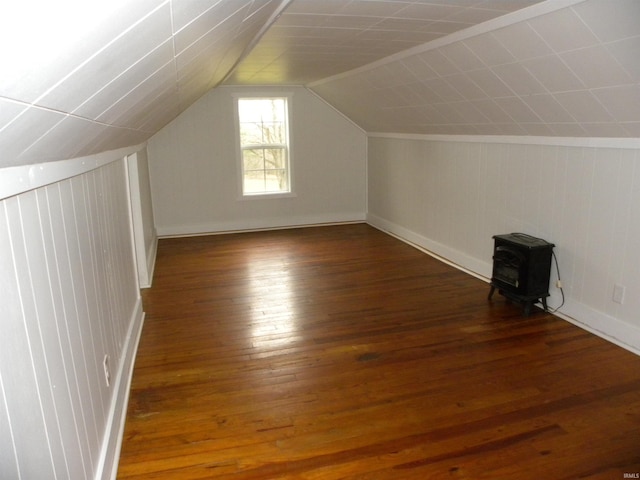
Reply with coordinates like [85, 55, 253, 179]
[117, 224, 640, 479]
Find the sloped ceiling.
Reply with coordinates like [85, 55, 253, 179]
[1, 0, 639, 169]
[0, 0, 291, 168]
[224, 0, 544, 84]
[310, 0, 640, 137]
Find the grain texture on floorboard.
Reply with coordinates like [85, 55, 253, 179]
[117, 224, 640, 479]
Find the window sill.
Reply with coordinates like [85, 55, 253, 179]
[238, 192, 297, 201]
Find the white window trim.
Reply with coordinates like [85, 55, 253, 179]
[233, 91, 296, 200]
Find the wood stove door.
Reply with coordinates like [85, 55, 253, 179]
[492, 245, 526, 291]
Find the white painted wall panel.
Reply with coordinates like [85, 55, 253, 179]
[0, 157, 143, 479]
[0, 201, 57, 478]
[368, 136, 640, 354]
[148, 86, 367, 236]
[0, 369, 20, 479]
[127, 148, 157, 288]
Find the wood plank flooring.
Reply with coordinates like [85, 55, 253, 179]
[117, 224, 640, 479]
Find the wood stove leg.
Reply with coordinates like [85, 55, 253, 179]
[488, 285, 496, 301]
[523, 301, 532, 317]
[542, 297, 548, 312]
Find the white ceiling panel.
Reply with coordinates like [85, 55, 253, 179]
[494, 96, 541, 123]
[469, 99, 514, 124]
[444, 73, 487, 101]
[466, 69, 514, 98]
[606, 37, 640, 82]
[463, 34, 516, 67]
[593, 85, 640, 123]
[521, 94, 575, 123]
[560, 46, 633, 89]
[438, 43, 485, 72]
[311, 0, 640, 136]
[171, 0, 223, 33]
[0, 0, 165, 103]
[0, 0, 288, 167]
[418, 49, 460, 77]
[17, 116, 108, 165]
[573, 0, 640, 43]
[97, 63, 177, 127]
[527, 7, 599, 53]
[38, 3, 173, 113]
[73, 41, 175, 119]
[491, 22, 553, 60]
[312, 0, 640, 138]
[0, 99, 28, 131]
[223, 0, 543, 85]
[490, 63, 547, 96]
[173, 1, 249, 54]
[553, 91, 614, 123]
[521, 55, 585, 92]
[0, 107, 68, 165]
[2, 0, 640, 168]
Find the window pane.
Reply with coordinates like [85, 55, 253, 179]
[243, 148, 265, 170]
[265, 169, 288, 191]
[240, 123, 264, 145]
[263, 147, 286, 169]
[237, 97, 290, 195]
[243, 170, 265, 194]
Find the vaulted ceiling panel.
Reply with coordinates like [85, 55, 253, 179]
[73, 39, 175, 120]
[311, 0, 640, 137]
[1, 0, 639, 169]
[17, 116, 111, 165]
[0, 0, 166, 103]
[0, 0, 289, 168]
[38, 4, 173, 114]
[225, 0, 542, 85]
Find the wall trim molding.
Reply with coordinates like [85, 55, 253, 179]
[554, 301, 640, 357]
[143, 233, 158, 289]
[0, 143, 146, 201]
[366, 213, 492, 280]
[368, 132, 640, 149]
[366, 213, 640, 357]
[95, 298, 145, 480]
[156, 213, 367, 238]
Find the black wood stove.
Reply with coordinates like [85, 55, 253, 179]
[488, 233, 554, 316]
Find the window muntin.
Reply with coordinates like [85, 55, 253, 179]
[237, 97, 290, 196]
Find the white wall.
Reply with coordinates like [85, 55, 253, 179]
[127, 149, 157, 288]
[367, 135, 640, 354]
[0, 153, 144, 479]
[148, 86, 367, 236]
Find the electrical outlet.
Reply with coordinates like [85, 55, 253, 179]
[613, 284, 625, 305]
[103, 355, 111, 387]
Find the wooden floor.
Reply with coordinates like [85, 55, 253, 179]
[117, 224, 640, 479]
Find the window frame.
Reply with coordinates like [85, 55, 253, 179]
[233, 92, 295, 200]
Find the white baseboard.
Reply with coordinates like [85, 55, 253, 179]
[555, 300, 640, 356]
[366, 213, 640, 357]
[156, 213, 367, 237]
[366, 213, 492, 280]
[95, 297, 145, 480]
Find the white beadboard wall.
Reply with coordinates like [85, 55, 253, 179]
[127, 148, 157, 288]
[367, 135, 640, 354]
[148, 86, 367, 236]
[0, 156, 144, 479]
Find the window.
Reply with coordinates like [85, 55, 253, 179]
[236, 97, 291, 196]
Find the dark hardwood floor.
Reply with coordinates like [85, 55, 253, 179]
[117, 224, 640, 479]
